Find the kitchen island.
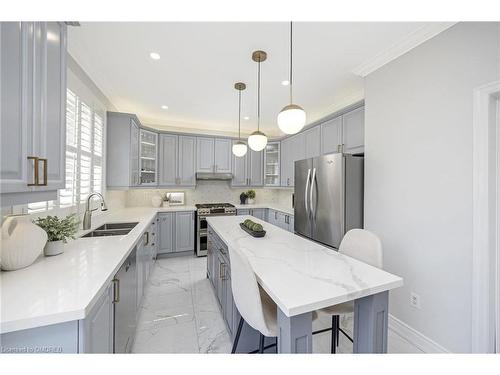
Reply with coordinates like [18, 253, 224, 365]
[206, 215, 403, 353]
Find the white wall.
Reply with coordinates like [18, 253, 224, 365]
[364, 22, 500, 352]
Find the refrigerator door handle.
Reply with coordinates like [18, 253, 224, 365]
[310, 168, 317, 220]
[304, 168, 311, 216]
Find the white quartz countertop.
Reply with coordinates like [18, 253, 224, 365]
[206, 215, 403, 317]
[233, 203, 294, 215]
[0, 206, 195, 334]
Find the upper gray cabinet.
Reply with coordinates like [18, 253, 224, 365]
[178, 136, 196, 185]
[139, 129, 158, 186]
[158, 134, 177, 186]
[342, 107, 364, 154]
[196, 137, 215, 172]
[214, 138, 232, 173]
[231, 141, 263, 187]
[106, 112, 141, 188]
[196, 137, 232, 173]
[158, 134, 196, 187]
[321, 116, 342, 154]
[0, 22, 67, 206]
[280, 133, 305, 187]
[304, 126, 321, 158]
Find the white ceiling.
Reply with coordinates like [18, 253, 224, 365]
[68, 22, 448, 137]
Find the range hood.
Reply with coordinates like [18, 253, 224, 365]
[196, 172, 233, 181]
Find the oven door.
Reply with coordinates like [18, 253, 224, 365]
[197, 212, 235, 256]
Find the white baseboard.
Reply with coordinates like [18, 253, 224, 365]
[388, 314, 450, 353]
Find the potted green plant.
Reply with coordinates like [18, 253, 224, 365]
[34, 214, 80, 256]
[239, 191, 248, 205]
[246, 189, 256, 205]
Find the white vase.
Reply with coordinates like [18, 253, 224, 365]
[44, 240, 65, 257]
[247, 198, 255, 205]
[1, 215, 47, 271]
[151, 194, 162, 208]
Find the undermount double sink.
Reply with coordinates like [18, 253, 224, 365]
[82, 222, 139, 238]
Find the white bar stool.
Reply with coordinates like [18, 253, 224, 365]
[313, 229, 383, 353]
[229, 245, 278, 353]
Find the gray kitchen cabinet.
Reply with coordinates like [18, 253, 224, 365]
[196, 137, 215, 172]
[231, 141, 264, 187]
[175, 211, 195, 252]
[264, 142, 280, 186]
[159, 134, 196, 187]
[304, 126, 321, 158]
[107, 112, 141, 188]
[268, 209, 294, 232]
[178, 136, 196, 185]
[158, 212, 174, 254]
[214, 138, 232, 173]
[342, 106, 365, 154]
[158, 134, 178, 186]
[237, 208, 267, 221]
[197, 136, 232, 173]
[0, 22, 67, 206]
[139, 129, 158, 186]
[79, 282, 114, 353]
[280, 133, 305, 187]
[321, 116, 343, 154]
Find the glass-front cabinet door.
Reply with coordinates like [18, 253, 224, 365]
[264, 142, 280, 186]
[139, 129, 158, 185]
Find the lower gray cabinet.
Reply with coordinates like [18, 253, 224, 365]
[236, 208, 266, 221]
[80, 282, 114, 353]
[268, 209, 294, 232]
[158, 211, 195, 254]
[175, 211, 195, 252]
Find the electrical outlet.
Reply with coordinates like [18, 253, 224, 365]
[410, 292, 421, 309]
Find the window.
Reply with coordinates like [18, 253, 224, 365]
[26, 89, 105, 214]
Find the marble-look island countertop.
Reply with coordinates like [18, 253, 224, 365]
[0, 206, 195, 334]
[206, 215, 403, 317]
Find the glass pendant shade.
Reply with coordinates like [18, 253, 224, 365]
[278, 104, 306, 134]
[232, 141, 248, 157]
[248, 131, 268, 151]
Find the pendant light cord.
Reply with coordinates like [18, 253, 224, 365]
[289, 21, 293, 104]
[257, 57, 261, 132]
[238, 89, 242, 140]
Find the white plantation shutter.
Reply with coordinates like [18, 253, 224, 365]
[27, 88, 105, 213]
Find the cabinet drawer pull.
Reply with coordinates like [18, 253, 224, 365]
[112, 278, 120, 304]
[27, 156, 39, 186]
[38, 158, 48, 186]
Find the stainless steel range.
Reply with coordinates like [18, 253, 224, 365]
[196, 203, 236, 256]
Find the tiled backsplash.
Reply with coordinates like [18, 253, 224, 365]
[120, 180, 294, 208]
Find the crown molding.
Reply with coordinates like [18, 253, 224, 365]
[352, 22, 457, 77]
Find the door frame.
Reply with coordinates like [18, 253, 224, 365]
[472, 80, 500, 353]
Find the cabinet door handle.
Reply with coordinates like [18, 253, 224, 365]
[275, 211, 277, 220]
[144, 232, 149, 245]
[27, 156, 39, 186]
[38, 158, 48, 186]
[112, 278, 120, 304]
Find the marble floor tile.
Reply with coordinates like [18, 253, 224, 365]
[132, 321, 200, 353]
[136, 302, 195, 332]
[145, 271, 193, 296]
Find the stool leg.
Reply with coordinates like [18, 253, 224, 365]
[259, 334, 265, 353]
[331, 315, 337, 354]
[231, 317, 244, 354]
[336, 315, 340, 346]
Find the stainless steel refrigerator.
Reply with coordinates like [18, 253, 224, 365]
[294, 153, 364, 249]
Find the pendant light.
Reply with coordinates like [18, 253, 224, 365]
[277, 22, 306, 134]
[248, 50, 268, 152]
[232, 82, 248, 157]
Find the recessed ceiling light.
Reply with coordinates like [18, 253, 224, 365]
[150, 52, 161, 60]
[161, 105, 168, 110]
[244, 116, 250, 120]
[281, 80, 290, 86]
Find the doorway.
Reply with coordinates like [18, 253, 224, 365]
[472, 81, 500, 353]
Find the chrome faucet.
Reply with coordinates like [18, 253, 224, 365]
[83, 193, 108, 230]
